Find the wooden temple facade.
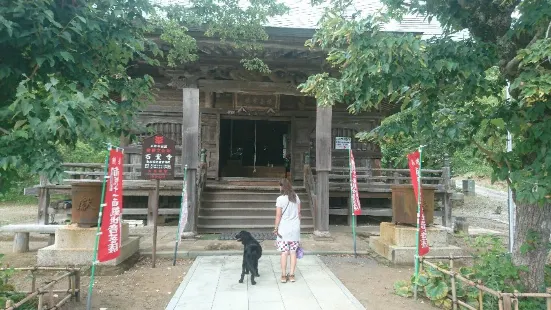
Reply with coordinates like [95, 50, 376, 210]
[27, 27, 453, 236]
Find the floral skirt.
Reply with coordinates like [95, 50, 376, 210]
[275, 240, 300, 252]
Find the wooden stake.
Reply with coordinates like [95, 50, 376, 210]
[152, 179, 160, 268]
[478, 280, 483, 310]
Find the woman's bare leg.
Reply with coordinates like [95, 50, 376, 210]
[290, 251, 297, 275]
[280, 252, 288, 276]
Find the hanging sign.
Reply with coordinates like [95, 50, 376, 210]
[335, 137, 351, 150]
[141, 135, 176, 180]
[407, 150, 430, 256]
[98, 149, 124, 262]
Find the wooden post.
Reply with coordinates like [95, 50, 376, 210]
[74, 270, 81, 302]
[182, 88, 199, 236]
[147, 189, 157, 226]
[450, 255, 457, 310]
[546, 288, 551, 310]
[442, 154, 452, 227]
[315, 105, 331, 237]
[152, 179, 160, 268]
[38, 174, 50, 225]
[478, 280, 483, 310]
[13, 232, 29, 253]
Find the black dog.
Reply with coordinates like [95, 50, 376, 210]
[235, 230, 262, 285]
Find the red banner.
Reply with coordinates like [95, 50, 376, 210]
[350, 150, 362, 216]
[98, 149, 124, 262]
[407, 151, 429, 256]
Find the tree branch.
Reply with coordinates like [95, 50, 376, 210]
[473, 140, 512, 186]
[0, 127, 9, 135]
[505, 27, 545, 76]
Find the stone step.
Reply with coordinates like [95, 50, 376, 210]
[199, 207, 312, 217]
[205, 184, 306, 192]
[196, 224, 314, 234]
[197, 215, 313, 226]
[202, 191, 308, 201]
[201, 200, 309, 209]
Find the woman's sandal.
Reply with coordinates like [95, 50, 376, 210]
[281, 275, 288, 283]
[289, 274, 296, 282]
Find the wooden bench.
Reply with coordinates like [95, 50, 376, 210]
[0, 224, 64, 253]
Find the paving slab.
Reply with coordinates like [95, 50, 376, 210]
[165, 255, 365, 310]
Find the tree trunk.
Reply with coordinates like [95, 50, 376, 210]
[512, 199, 551, 292]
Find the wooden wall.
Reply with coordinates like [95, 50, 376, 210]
[131, 88, 383, 180]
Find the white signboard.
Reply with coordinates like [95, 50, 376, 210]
[335, 137, 351, 150]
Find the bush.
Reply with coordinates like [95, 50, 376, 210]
[394, 235, 549, 309]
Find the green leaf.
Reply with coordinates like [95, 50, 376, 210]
[425, 281, 449, 301]
[490, 118, 505, 129]
[394, 280, 412, 297]
[58, 51, 74, 62]
[61, 31, 72, 43]
[14, 120, 26, 129]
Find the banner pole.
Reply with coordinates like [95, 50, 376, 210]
[86, 144, 112, 310]
[173, 165, 188, 266]
[413, 146, 423, 300]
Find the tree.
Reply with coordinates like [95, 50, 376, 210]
[0, 0, 287, 192]
[301, 0, 551, 292]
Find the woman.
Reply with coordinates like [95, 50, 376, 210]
[273, 178, 301, 283]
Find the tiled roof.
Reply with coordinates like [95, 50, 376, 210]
[156, 0, 469, 39]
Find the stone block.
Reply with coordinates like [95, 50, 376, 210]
[369, 236, 463, 266]
[54, 223, 129, 249]
[37, 236, 139, 267]
[378, 222, 448, 247]
[37, 223, 138, 267]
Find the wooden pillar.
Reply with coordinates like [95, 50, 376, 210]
[182, 88, 200, 236]
[204, 91, 214, 108]
[37, 174, 50, 225]
[442, 154, 452, 227]
[315, 105, 332, 237]
[13, 232, 29, 253]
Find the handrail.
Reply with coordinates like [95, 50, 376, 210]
[197, 149, 208, 220]
[303, 152, 317, 228]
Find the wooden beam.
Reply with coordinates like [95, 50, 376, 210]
[197, 80, 304, 96]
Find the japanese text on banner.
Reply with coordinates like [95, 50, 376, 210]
[350, 150, 362, 216]
[407, 151, 429, 256]
[98, 149, 124, 262]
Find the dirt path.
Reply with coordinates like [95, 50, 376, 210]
[321, 255, 437, 310]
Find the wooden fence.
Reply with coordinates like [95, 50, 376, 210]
[420, 255, 551, 310]
[1, 267, 80, 310]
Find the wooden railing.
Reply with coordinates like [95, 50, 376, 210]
[329, 167, 446, 187]
[419, 256, 551, 310]
[197, 149, 208, 220]
[303, 152, 317, 228]
[327, 155, 452, 195]
[1, 267, 81, 310]
[61, 163, 186, 181]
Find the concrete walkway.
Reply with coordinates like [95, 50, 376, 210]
[165, 255, 365, 310]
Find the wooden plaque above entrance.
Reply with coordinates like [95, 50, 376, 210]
[234, 94, 279, 111]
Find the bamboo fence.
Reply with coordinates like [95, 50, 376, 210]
[1, 267, 80, 310]
[419, 255, 551, 310]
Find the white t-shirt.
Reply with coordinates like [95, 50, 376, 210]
[276, 194, 301, 242]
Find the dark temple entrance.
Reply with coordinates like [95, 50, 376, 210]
[219, 119, 290, 178]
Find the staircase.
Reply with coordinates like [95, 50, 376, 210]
[197, 179, 314, 233]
